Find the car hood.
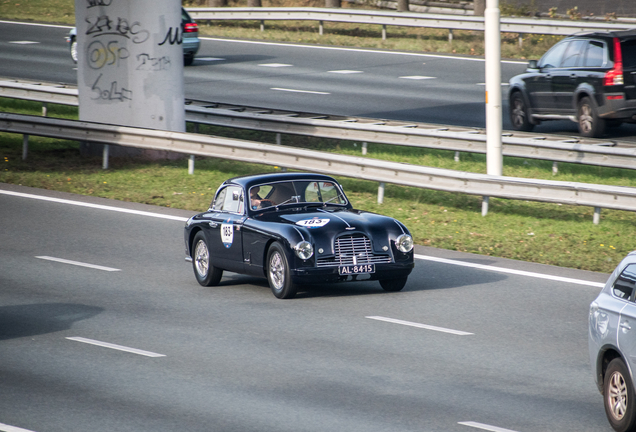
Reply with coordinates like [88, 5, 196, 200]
[254, 207, 406, 254]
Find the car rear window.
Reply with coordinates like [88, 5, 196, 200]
[622, 40, 636, 69]
[584, 41, 605, 67]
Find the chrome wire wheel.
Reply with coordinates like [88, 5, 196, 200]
[579, 103, 594, 135]
[511, 98, 526, 128]
[268, 250, 285, 291]
[194, 240, 209, 278]
[70, 40, 78, 63]
[609, 370, 629, 421]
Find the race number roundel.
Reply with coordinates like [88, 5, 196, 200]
[221, 223, 233, 248]
[296, 218, 330, 228]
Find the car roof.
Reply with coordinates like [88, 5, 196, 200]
[569, 29, 636, 40]
[223, 172, 339, 189]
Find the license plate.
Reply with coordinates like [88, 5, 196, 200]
[339, 264, 375, 275]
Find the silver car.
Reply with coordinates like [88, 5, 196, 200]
[590, 251, 636, 432]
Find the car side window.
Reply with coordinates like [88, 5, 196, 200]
[613, 264, 636, 301]
[212, 186, 244, 214]
[561, 40, 587, 68]
[538, 41, 569, 69]
[584, 41, 606, 67]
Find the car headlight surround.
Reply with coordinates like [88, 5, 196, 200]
[396, 234, 414, 253]
[294, 240, 314, 260]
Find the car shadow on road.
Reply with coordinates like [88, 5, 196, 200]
[190, 54, 276, 67]
[359, 102, 487, 129]
[0, 303, 103, 341]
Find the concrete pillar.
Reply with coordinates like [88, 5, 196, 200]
[485, 0, 502, 177]
[74, 0, 185, 158]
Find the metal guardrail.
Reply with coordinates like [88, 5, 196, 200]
[2, 79, 635, 172]
[186, 7, 635, 37]
[2, 112, 636, 222]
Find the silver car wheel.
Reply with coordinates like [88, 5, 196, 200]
[71, 40, 78, 63]
[194, 239, 209, 278]
[268, 250, 285, 291]
[512, 99, 526, 128]
[609, 370, 629, 421]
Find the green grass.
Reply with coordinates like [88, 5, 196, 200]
[1, 98, 634, 274]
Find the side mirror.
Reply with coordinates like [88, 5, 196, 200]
[528, 60, 538, 69]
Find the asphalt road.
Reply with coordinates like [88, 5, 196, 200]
[0, 183, 613, 432]
[2, 19, 636, 139]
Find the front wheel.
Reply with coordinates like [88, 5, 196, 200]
[510, 92, 534, 132]
[380, 277, 407, 292]
[70, 39, 78, 63]
[192, 231, 223, 287]
[266, 242, 297, 299]
[604, 358, 636, 432]
[578, 96, 606, 138]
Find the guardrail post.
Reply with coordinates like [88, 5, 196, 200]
[189, 155, 195, 175]
[22, 134, 28, 160]
[362, 142, 368, 155]
[276, 133, 282, 145]
[518, 34, 523, 47]
[102, 144, 109, 170]
[319, 20, 324, 35]
[448, 29, 453, 43]
[42, 103, 48, 117]
[593, 207, 601, 225]
[260, 20, 265, 32]
[378, 182, 385, 204]
[382, 25, 387, 40]
[552, 161, 558, 175]
[482, 196, 489, 216]
[454, 151, 460, 162]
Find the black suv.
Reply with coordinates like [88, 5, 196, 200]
[508, 30, 636, 137]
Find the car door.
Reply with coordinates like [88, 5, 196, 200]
[206, 185, 246, 273]
[551, 39, 587, 113]
[614, 264, 636, 373]
[527, 40, 569, 112]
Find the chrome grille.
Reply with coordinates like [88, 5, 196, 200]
[316, 234, 392, 267]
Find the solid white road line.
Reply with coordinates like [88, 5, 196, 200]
[271, 87, 330, 95]
[0, 423, 37, 432]
[0, 190, 189, 222]
[459, 421, 519, 432]
[201, 37, 528, 64]
[0, 20, 72, 29]
[366, 316, 473, 336]
[399, 76, 436, 80]
[476, 82, 510, 86]
[258, 63, 293, 67]
[35, 256, 121, 272]
[415, 254, 605, 288]
[66, 337, 166, 358]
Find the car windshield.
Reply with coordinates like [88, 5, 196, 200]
[249, 180, 347, 211]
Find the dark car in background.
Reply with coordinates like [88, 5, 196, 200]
[184, 173, 414, 299]
[66, 7, 199, 66]
[509, 30, 636, 138]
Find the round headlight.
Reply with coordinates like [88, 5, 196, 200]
[396, 234, 413, 253]
[294, 241, 313, 260]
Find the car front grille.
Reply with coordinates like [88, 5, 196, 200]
[316, 234, 392, 267]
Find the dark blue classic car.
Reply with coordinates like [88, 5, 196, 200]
[184, 173, 414, 299]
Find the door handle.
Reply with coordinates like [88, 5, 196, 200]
[621, 322, 632, 331]
[209, 222, 218, 228]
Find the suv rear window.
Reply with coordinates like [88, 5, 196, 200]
[584, 41, 605, 67]
[622, 40, 636, 69]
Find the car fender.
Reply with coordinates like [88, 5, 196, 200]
[508, 78, 539, 124]
[595, 344, 632, 394]
[573, 83, 601, 112]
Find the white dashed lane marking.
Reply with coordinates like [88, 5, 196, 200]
[271, 87, 330, 95]
[366, 316, 473, 336]
[399, 75, 436, 80]
[35, 256, 121, 272]
[459, 421, 520, 432]
[258, 63, 293, 67]
[66, 337, 166, 358]
[328, 70, 363, 74]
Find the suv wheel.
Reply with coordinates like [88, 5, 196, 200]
[578, 96, 606, 138]
[510, 92, 534, 132]
[604, 358, 636, 432]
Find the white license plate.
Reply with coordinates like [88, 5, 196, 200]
[339, 264, 375, 275]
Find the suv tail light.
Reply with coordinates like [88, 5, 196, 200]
[604, 37, 624, 86]
[184, 22, 198, 33]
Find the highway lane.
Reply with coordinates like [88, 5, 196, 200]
[0, 184, 613, 431]
[3, 19, 636, 139]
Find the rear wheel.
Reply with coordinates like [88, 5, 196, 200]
[184, 53, 194, 66]
[380, 277, 408, 292]
[70, 39, 78, 63]
[266, 242, 297, 299]
[604, 358, 636, 432]
[578, 96, 606, 138]
[510, 92, 534, 132]
[192, 231, 223, 287]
